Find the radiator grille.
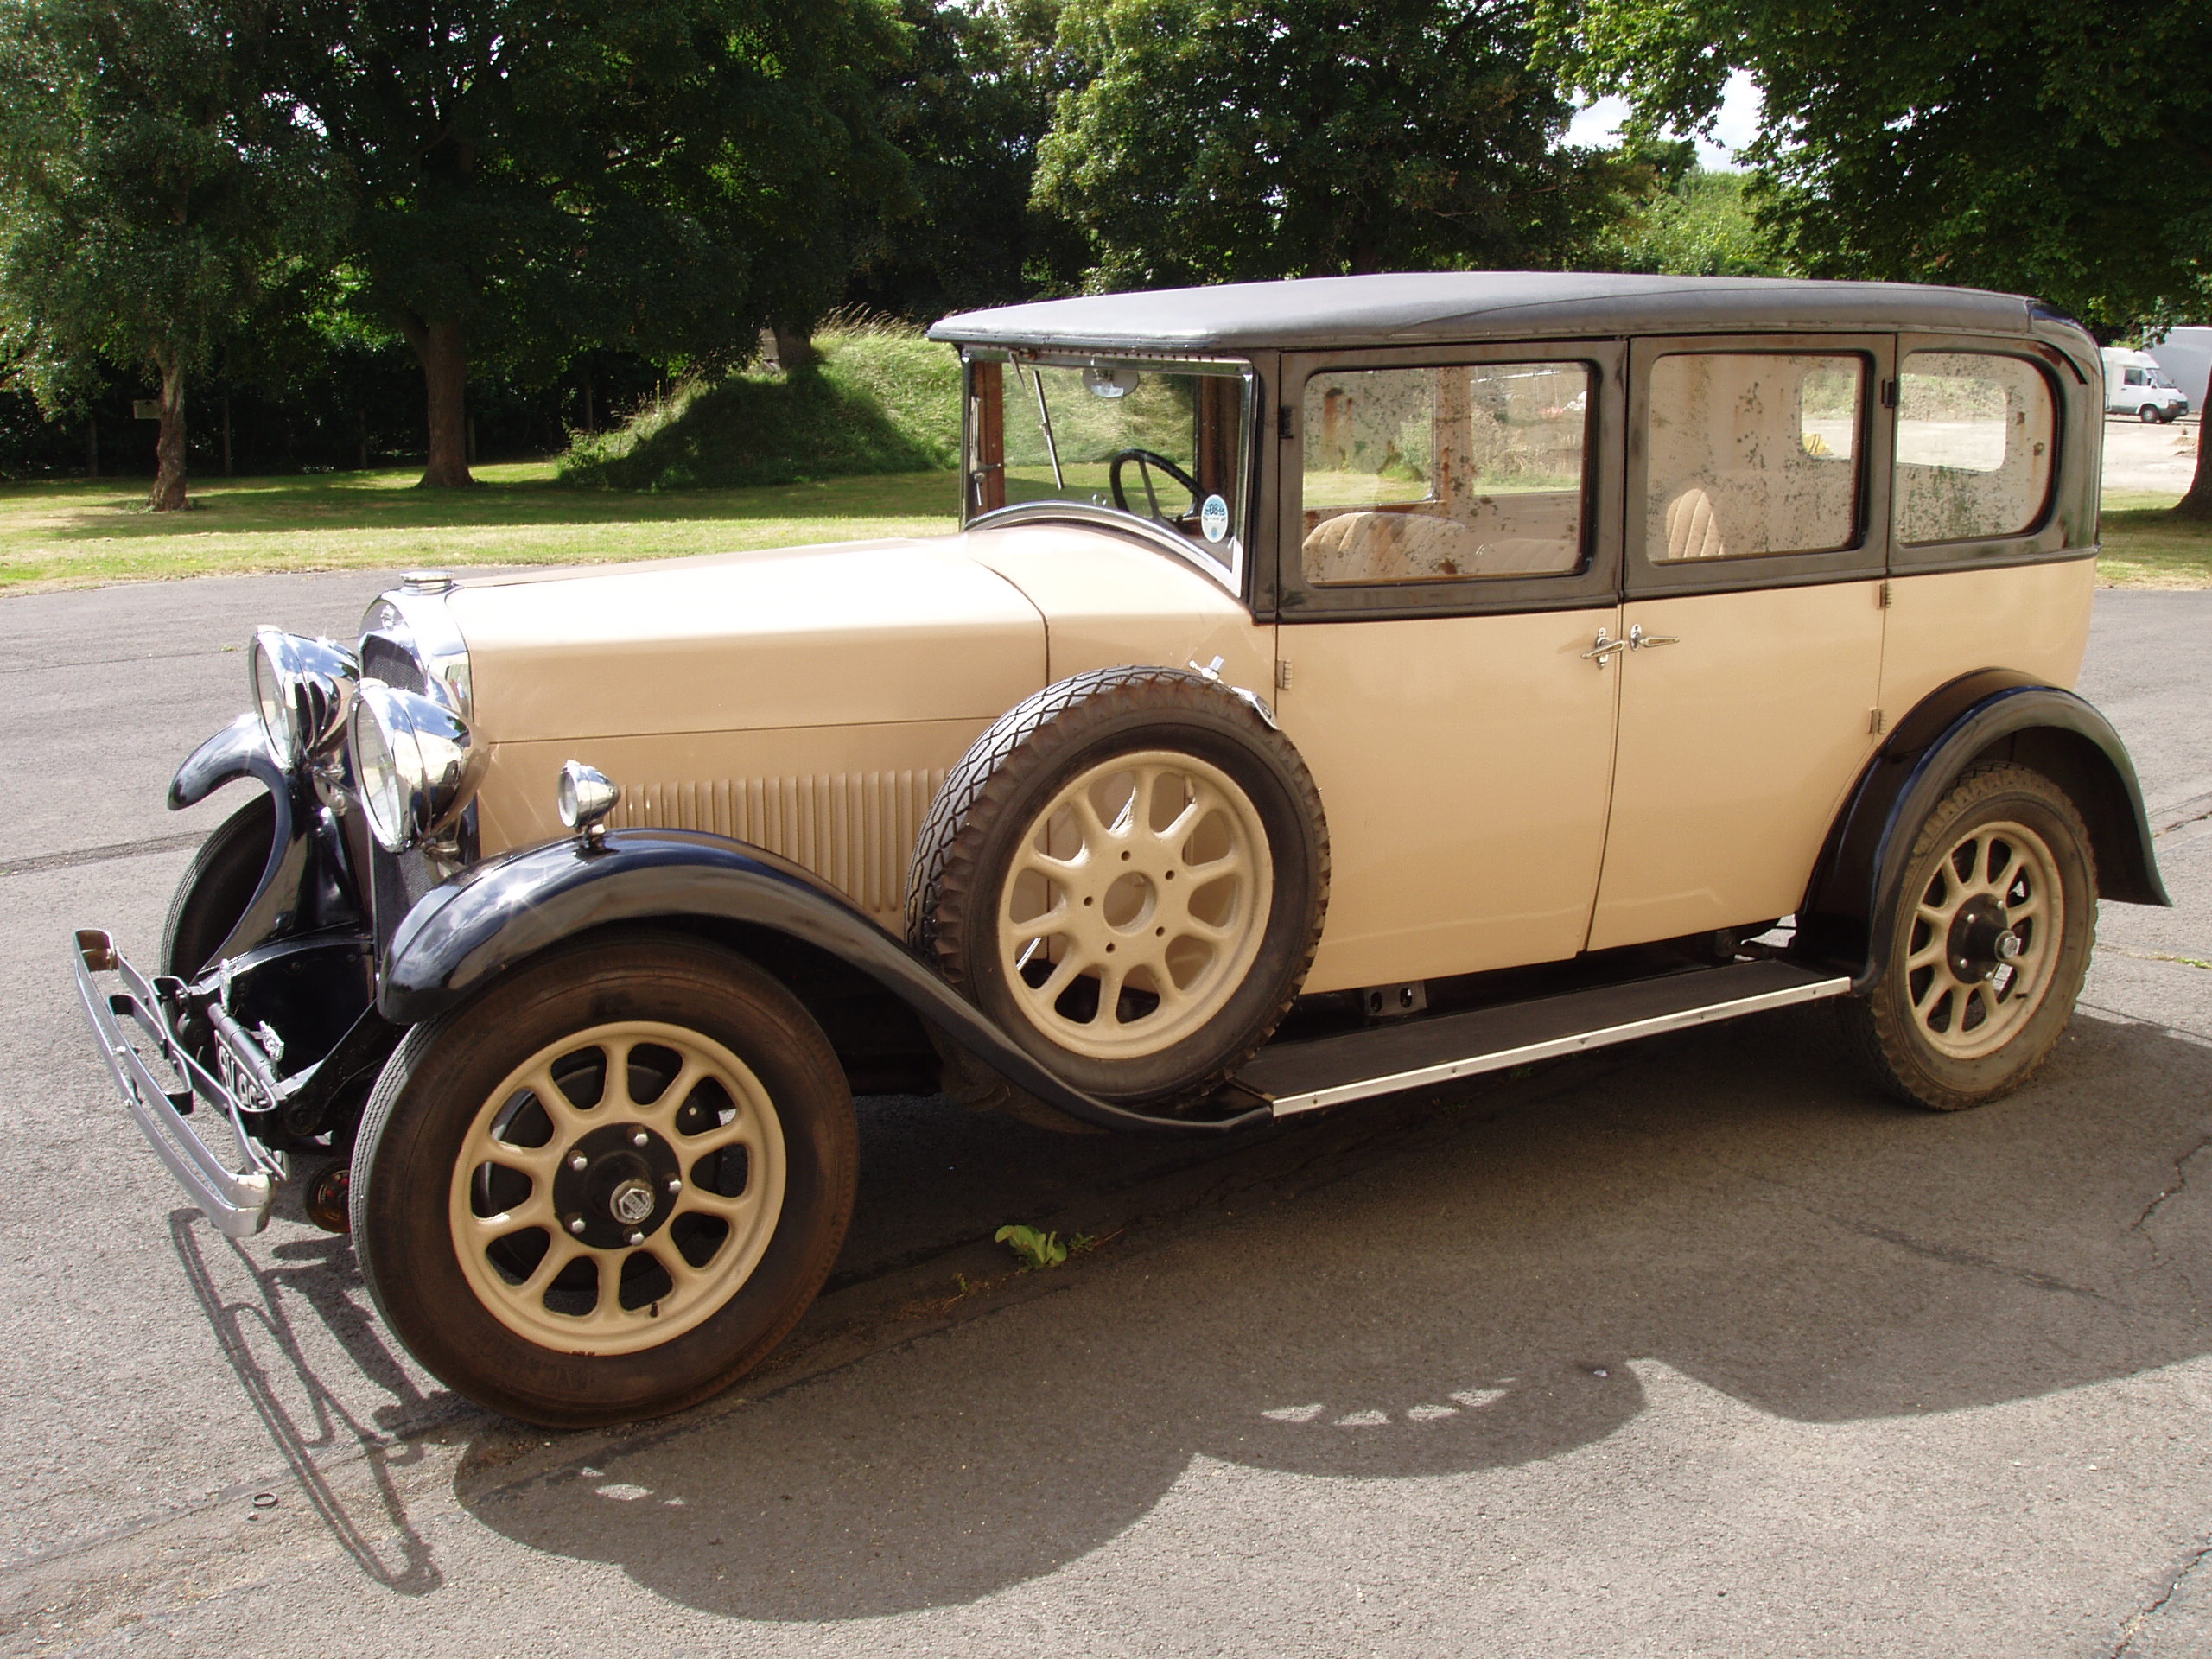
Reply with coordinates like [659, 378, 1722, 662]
[611, 772, 948, 922]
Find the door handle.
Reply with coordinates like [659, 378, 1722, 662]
[1629, 624, 1679, 650]
[1581, 630, 1630, 665]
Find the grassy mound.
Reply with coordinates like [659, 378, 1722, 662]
[560, 321, 963, 491]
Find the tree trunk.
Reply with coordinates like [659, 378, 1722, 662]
[406, 317, 475, 488]
[2174, 416, 2212, 519]
[772, 321, 817, 372]
[581, 377, 594, 434]
[149, 349, 188, 512]
[86, 416, 98, 479]
[220, 394, 232, 477]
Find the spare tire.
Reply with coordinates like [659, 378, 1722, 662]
[909, 666, 1328, 1111]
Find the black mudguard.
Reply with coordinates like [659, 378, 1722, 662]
[1796, 670, 2169, 988]
[378, 828, 1272, 1136]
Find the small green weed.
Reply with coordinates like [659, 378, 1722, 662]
[995, 1224, 1069, 1271]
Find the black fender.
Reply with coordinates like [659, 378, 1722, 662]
[378, 828, 1272, 1137]
[166, 713, 366, 963]
[1796, 670, 2169, 988]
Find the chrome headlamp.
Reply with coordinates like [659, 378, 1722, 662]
[349, 678, 482, 852]
[249, 628, 359, 765]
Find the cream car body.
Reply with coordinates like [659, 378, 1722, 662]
[73, 272, 2170, 1427]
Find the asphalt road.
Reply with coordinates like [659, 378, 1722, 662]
[2, 575, 2209, 1657]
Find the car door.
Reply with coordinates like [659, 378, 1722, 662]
[1586, 335, 1894, 952]
[1269, 342, 1626, 995]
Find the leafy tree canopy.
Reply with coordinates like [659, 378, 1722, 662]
[1535, 0, 2212, 333]
[275, 0, 913, 485]
[0, 0, 340, 507]
[1034, 0, 1643, 289]
[1585, 150, 1794, 276]
[850, 0, 1087, 318]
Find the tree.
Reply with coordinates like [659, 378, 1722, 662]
[1535, 0, 2212, 514]
[0, 0, 338, 509]
[1033, 0, 1641, 289]
[1585, 149, 1795, 277]
[276, 0, 911, 488]
[849, 0, 1086, 319]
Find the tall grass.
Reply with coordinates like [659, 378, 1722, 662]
[560, 315, 964, 492]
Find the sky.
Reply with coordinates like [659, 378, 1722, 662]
[1565, 68, 1764, 169]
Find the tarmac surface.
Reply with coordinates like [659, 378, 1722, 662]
[0, 571, 2209, 1656]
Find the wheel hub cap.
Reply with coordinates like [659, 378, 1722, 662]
[1945, 893, 2014, 982]
[552, 1122, 680, 1249]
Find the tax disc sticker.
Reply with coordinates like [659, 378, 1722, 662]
[1200, 493, 1230, 543]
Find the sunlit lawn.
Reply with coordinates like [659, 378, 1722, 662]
[2098, 490, 2212, 589]
[0, 461, 963, 594]
[0, 459, 2205, 593]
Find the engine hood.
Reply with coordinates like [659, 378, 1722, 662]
[448, 538, 1048, 742]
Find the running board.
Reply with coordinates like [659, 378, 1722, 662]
[1243, 959, 1852, 1117]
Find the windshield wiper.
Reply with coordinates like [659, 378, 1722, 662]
[1022, 365, 1065, 491]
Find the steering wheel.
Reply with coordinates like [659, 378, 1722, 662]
[1109, 449, 1202, 524]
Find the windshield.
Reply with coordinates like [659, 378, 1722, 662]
[963, 354, 1251, 574]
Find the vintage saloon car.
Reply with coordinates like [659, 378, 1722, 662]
[74, 273, 2168, 1426]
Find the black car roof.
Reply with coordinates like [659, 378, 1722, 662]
[927, 271, 2049, 353]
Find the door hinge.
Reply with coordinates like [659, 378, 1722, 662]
[1869, 707, 1888, 734]
[1278, 404, 1294, 440]
[1878, 578, 1892, 608]
[1275, 658, 1294, 690]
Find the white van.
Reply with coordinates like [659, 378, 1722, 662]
[2102, 346, 2191, 423]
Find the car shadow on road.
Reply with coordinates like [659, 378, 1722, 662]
[453, 1005, 2212, 1620]
[168, 1211, 460, 1593]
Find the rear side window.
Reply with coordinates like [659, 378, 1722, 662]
[1645, 353, 1865, 562]
[1895, 353, 2055, 544]
[1300, 361, 1592, 585]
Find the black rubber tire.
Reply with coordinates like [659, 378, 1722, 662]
[908, 666, 1327, 1111]
[161, 791, 276, 979]
[349, 931, 858, 1427]
[1838, 763, 2095, 1112]
[2139, 404, 2164, 424]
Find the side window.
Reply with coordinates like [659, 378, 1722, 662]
[1300, 361, 1591, 586]
[1895, 352, 2054, 545]
[2124, 366, 2147, 387]
[1645, 353, 1865, 562]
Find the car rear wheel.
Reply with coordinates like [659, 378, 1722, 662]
[351, 931, 857, 1426]
[1840, 763, 2094, 1111]
[911, 667, 1327, 1111]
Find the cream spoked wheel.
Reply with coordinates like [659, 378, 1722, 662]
[449, 1020, 788, 1356]
[1000, 750, 1273, 1059]
[1901, 819, 2062, 1061]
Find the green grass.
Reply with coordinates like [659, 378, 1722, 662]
[560, 322, 962, 492]
[2098, 489, 2212, 588]
[0, 461, 963, 594]
[3, 451, 2203, 597]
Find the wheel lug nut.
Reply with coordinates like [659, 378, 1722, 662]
[569, 1154, 588, 1171]
[631, 1130, 649, 1147]
[627, 1230, 645, 1246]
[666, 1179, 682, 1194]
[568, 1217, 586, 1236]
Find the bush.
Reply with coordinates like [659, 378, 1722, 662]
[559, 320, 963, 491]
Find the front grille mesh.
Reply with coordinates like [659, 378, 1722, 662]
[611, 772, 949, 923]
[359, 635, 428, 697]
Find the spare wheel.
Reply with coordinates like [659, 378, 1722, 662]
[909, 666, 1328, 1111]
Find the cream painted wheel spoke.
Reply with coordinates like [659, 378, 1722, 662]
[1907, 817, 2065, 1062]
[994, 748, 1273, 1061]
[448, 1019, 789, 1357]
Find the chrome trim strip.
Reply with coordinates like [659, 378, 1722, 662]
[72, 929, 285, 1238]
[1268, 975, 1854, 1116]
[966, 499, 1244, 595]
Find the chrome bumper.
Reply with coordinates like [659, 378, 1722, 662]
[72, 929, 288, 1237]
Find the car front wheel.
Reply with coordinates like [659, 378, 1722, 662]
[2140, 404, 2165, 423]
[351, 931, 857, 1426]
[1840, 763, 2095, 1112]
